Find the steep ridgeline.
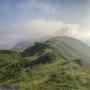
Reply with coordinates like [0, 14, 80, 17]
[12, 35, 51, 52]
[23, 36, 90, 68]
[12, 40, 35, 52]
[0, 36, 90, 90]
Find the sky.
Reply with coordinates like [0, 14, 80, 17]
[0, 0, 90, 49]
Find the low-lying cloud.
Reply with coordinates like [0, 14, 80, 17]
[14, 20, 79, 39]
[19, 20, 90, 43]
[0, 19, 90, 49]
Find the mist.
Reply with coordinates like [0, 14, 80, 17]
[0, 0, 90, 49]
[1, 19, 90, 49]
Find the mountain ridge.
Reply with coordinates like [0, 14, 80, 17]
[22, 36, 90, 68]
[0, 36, 90, 90]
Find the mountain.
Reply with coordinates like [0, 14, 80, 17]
[23, 36, 90, 68]
[12, 35, 52, 51]
[0, 36, 90, 90]
[12, 40, 35, 52]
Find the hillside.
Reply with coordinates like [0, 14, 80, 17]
[12, 35, 51, 52]
[0, 36, 90, 90]
[23, 36, 90, 68]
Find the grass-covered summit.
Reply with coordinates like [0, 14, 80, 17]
[0, 36, 90, 90]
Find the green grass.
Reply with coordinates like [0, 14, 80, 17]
[0, 42, 90, 90]
[23, 55, 38, 62]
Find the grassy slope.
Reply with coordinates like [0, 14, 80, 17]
[0, 50, 22, 85]
[0, 41, 90, 90]
[20, 45, 90, 90]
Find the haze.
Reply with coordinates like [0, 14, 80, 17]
[0, 0, 90, 49]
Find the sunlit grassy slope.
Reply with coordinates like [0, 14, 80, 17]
[0, 36, 90, 90]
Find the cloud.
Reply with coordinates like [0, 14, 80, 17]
[10, 19, 80, 43]
[29, 20, 79, 36]
[16, 0, 58, 13]
[0, 0, 90, 49]
[0, 0, 89, 24]
[12, 19, 90, 45]
[0, 19, 79, 48]
[1, 19, 90, 49]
